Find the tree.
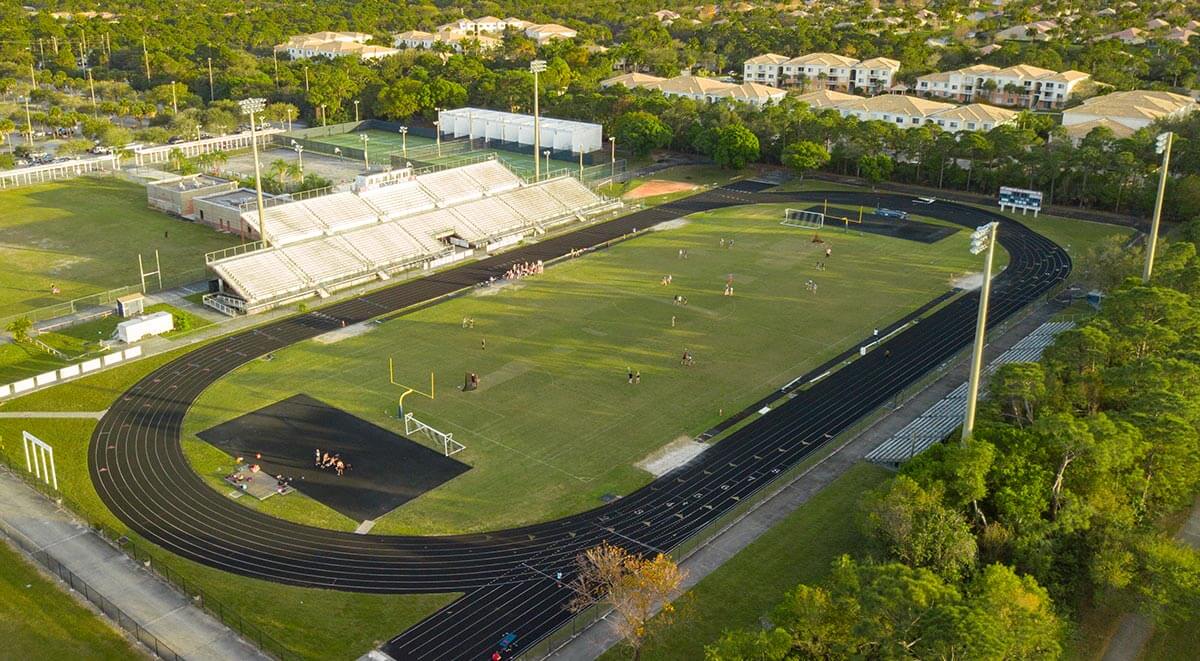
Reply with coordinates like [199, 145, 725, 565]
[376, 79, 421, 119]
[781, 140, 830, 182]
[857, 153, 893, 187]
[990, 362, 1047, 427]
[1132, 536, 1200, 626]
[570, 542, 686, 660]
[6, 317, 33, 343]
[612, 111, 672, 157]
[864, 476, 978, 580]
[712, 124, 759, 170]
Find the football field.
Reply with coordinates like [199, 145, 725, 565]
[181, 203, 986, 535]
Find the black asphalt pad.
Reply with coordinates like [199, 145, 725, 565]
[197, 394, 470, 521]
[802, 205, 957, 243]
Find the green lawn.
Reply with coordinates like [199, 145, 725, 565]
[601, 463, 891, 660]
[0, 177, 239, 316]
[0, 538, 141, 660]
[181, 203, 981, 535]
[600, 164, 748, 207]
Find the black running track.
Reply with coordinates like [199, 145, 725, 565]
[89, 185, 1069, 660]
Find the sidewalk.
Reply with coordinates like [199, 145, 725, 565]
[549, 302, 1060, 660]
[0, 468, 269, 661]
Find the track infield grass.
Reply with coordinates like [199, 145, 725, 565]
[181, 202, 985, 535]
[0, 177, 239, 317]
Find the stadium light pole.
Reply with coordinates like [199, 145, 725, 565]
[531, 59, 546, 179]
[434, 120, 441, 157]
[170, 80, 178, 114]
[399, 126, 408, 158]
[22, 96, 34, 146]
[543, 149, 550, 175]
[354, 99, 360, 122]
[962, 221, 998, 442]
[1143, 131, 1174, 284]
[320, 104, 327, 127]
[303, 65, 309, 92]
[609, 135, 616, 178]
[578, 148, 584, 178]
[360, 133, 370, 169]
[239, 97, 269, 249]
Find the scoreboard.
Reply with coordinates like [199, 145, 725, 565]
[998, 187, 1043, 216]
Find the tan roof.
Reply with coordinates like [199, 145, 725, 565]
[1062, 118, 1136, 140]
[917, 71, 957, 84]
[1043, 69, 1090, 83]
[716, 82, 788, 102]
[476, 15, 503, 23]
[994, 64, 1057, 78]
[837, 94, 957, 116]
[745, 53, 789, 65]
[650, 75, 736, 95]
[1072, 90, 1196, 120]
[794, 90, 863, 108]
[958, 64, 1001, 75]
[931, 103, 1018, 124]
[600, 72, 666, 88]
[785, 52, 859, 68]
[529, 23, 576, 34]
[395, 30, 434, 40]
[857, 57, 901, 71]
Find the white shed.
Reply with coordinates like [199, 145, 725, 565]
[117, 311, 175, 343]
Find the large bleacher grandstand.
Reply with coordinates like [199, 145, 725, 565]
[206, 159, 619, 314]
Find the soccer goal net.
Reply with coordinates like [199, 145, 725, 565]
[404, 413, 466, 457]
[782, 208, 825, 229]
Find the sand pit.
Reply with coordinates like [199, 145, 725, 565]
[624, 180, 697, 200]
[636, 436, 709, 477]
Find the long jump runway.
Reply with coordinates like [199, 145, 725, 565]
[89, 184, 1070, 659]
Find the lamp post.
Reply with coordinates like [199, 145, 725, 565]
[239, 97, 268, 248]
[434, 120, 441, 157]
[360, 133, 370, 169]
[399, 126, 408, 158]
[354, 99, 360, 122]
[320, 104, 327, 127]
[578, 148, 584, 178]
[286, 106, 294, 131]
[207, 56, 214, 101]
[530, 59, 546, 179]
[87, 68, 97, 117]
[1143, 131, 1174, 284]
[543, 149, 550, 176]
[303, 65, 309, 92]
[22, 96, 33, 146]
[170, 80, 177, 114]
[609, 135, 616, 178]
[293, 142, 304, 174]
[962, 221, 999, 442]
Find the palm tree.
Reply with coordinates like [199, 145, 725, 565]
[209, 150, 228, 176]
[269, 158, 290, 188]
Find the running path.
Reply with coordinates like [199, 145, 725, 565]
[87, 184, 1070, 659]
[0, 468, 269, 661]
[0, 410, 107, 419]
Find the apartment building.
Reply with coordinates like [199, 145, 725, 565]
[600, 72, 787, 108]
[1063, 90, 1198, 131]
[834, 95, 1018, 133]
[277, 32, 399, 60]
[393, 29, 501, 51]
[742, 52, 900, 94]
[915, 64, 1089, 109]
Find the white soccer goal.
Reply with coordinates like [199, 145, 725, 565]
[404, 412, 466, 457]
[782, 208, 825, 229]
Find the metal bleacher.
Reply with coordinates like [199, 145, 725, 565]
[210, 159, 620, 314]
[864, 321, 1074, 467]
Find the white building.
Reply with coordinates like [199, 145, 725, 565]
[916, 64, 1089, 109]
[277, 32, 398, 60]
[742, 53, 789, 86]
[1062, 90, 1198, 132]
[743, 52, 900, 94]
[833, 95, 1018, 133]
[394, 30, 500, 52]
[524, 23, 578, 44]
[437, 108, 603, 153]
[602, 72, 787, 108]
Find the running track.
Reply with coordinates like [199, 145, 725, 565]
[89, 185, 1070, 659]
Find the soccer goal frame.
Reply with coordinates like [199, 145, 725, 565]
[404, 412, 466, 457]
[782, 208, 825, 229]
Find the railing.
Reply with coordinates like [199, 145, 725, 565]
[206, 241, 267, 264]
[0, 514, 185, 660]
[202, 293, 244, 317]
[0, 465, 296, 660]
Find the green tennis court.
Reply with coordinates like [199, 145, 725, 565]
[308, 129, 583, 177]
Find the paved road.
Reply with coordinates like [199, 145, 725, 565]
[87, 184, 1070, 660]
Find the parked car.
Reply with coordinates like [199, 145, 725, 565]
[875, 207, 909, 220]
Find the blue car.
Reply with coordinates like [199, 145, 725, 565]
[875, 207, 909, 220]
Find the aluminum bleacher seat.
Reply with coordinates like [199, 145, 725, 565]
[449, 197, 525, 238]
[416, 168, 485, 206]
[210, 250, 308, 304]
[399, 208, 486, 245]
[498, 185, 569, 224]
[460, 160, 523, 194]
[341, 222, 432, 270]
[358, 180, 437, 220]
[241, 202, 325, 246]
[280, 236, 371, 285]
[540, 176, 604, 211]
[302, 192, 380, 233]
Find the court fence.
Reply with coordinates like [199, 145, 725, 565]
[520, 280, 1072, 659]
[0, 465, 295, 660]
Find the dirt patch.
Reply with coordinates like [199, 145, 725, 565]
[471, 280, 526, 297]
[624, 180, 697, 200]
[636, 435, 709, 477]
[650, 218, 690, 232]
[313, 321, 378, 344]
[951, 272, 984, 290]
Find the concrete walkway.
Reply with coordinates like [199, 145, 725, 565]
[549, 303, 1060, 660]
[0, 410, 108, 419]
[1101, 494, 1200, 661]
[0, 468, 269, 661]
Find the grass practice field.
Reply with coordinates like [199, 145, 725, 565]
[181, 202, 986, 535]
[311, 128, 581, 177]
[0, 539, 140, 660]
[0, 177, 239, 317]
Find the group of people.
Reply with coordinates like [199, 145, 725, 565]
[504, 260, 544, 281]
[724, 273, 735, 297]
[626, 368, 642, 384]
[672, 294, 689, 306]
[660, 274, 674, 286]
[805, 279, 819, 293]
[314, 449, 349, 477]
[719, 238, 735, 249]
[680, 348, 695, 367]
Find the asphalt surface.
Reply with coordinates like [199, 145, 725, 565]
[89, 183, 1070, 660]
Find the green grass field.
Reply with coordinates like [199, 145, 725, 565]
[181, 202, 984, 535]
[600, 164, 749, 207]
[0, 538, 141, 660]
[0, 177, 239, 317]
[601, 463, 891, 660]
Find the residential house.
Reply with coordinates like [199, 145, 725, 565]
[599, 72, 666, 89]
[1163, 28, 1196, 44]
[524, 23, 578, 44]
[652, 9, 681, 23]
[993, 20, 1058, 41]
[393, 30, 500, 52]
[743, 53, 789, 86]
[1098, 27, 1147, 44]
[1063, 90, 1198, 131]
[1061, 118, 1136, 145]
[278, 32, 399, 60]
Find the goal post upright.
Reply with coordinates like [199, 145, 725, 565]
[388, 357, 434, 419]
